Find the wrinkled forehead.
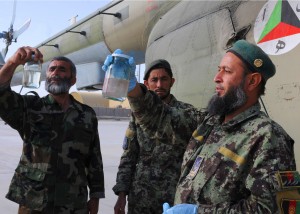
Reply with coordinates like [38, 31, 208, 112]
[48, 60, 70, 68]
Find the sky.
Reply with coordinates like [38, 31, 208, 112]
[0, 0, 112, 95]
[1, 0, 111, 58]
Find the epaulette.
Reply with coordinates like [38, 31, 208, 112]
[122, 128, 135, 150]
[125, 128, 135, 138]
[276, 171, 300, 214]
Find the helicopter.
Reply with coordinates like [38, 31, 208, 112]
[1, 1, 299, 212]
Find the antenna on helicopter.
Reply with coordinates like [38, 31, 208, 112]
[0, 0, 31, 60]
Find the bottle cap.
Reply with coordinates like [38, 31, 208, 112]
[112, 53, 131, 59]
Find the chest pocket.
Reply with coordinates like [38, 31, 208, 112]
[28, 111, 57, 146]
[71, 125, 93, 155]
[212, 147, 246, 197]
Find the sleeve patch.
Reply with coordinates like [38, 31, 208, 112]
[277, 171, 300, 189]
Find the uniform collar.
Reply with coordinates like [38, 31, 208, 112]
[206, 102, 262, 132]
[44, 94, 84, 112]
[167, 94, 177, 105]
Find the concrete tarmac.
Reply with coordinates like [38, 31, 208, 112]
[0, 119, 129, 214]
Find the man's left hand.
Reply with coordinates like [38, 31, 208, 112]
[102, 49, 137, 92]
[88, 198, 99, 214]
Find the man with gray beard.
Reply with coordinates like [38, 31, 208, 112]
[0, 47, 105, 214]
[45, 57, 75, 96]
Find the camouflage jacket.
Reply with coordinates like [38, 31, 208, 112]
[174, 103, 296, 214]
[116, 87, 205, 213]
[0, 86, 105, 212]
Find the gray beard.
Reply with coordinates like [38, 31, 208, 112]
[207, 83, 247, 116]
[45, 76, 71, 95]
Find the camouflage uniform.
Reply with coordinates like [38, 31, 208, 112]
[174, 103, 296, 213]
[116, 87, 204, 214]
[0, 86, 105, 213]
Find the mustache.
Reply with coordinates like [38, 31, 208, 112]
[45, 75, 71, 95]
[216, 84, 224, 91]
[155, 88, 167, 93]
[47, 76, 63, 82]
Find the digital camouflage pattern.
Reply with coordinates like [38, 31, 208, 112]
[121, 88, 206, 214]
[174, 103, 296, 213]
[0, 86, 105, 213]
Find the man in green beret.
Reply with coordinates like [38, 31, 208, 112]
[162, 40, 297, 213]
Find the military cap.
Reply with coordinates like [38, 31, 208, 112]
[227, 40, 276, 81]
[143, 59, 173, 80]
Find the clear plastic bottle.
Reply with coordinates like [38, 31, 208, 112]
[102, 53, 131, 102]
[22, 60, 42, 88]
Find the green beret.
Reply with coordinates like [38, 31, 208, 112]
[143, 59, 173, 80]
[227, 40, 276, 81]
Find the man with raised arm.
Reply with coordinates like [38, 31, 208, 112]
[112, 59, 197, 214]
[0, 47, 105, 214]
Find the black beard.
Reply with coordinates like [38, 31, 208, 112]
[207, 83, 247, 116]
[159, 90, 171, 101]
[45, 76, 71, 95]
